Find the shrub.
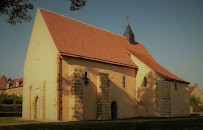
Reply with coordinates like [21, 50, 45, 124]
[190, 95, 202, 112]
[0, 94, 22, 104]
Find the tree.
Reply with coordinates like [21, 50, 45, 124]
[70, 0, 86, 11]
[190, 95, 202, 112]
[0, 0, 86, 25]
[0, 0, 34, 25]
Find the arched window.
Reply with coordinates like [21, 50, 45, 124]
[144, 77, 147, 87]
[34, 97, 40, 119]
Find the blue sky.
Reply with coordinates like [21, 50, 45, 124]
[0, 0, 203, 90]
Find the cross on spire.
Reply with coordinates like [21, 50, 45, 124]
[127, 14, 129, 24]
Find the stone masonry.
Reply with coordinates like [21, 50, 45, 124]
[70, 68, 84, 121]
[97, 73, 110, 120]
[157, 80, 171, 116]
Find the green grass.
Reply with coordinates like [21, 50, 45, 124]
[0, 117, 203, 129]
[0, 117, 38, 124]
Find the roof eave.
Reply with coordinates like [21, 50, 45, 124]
[160, 75, 190, 84]
[60, 52, 138, 69]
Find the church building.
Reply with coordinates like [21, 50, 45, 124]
[23, 8, 190, 121]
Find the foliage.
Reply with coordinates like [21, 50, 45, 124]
[190, 95, 202, 106]
[70, 0, 86, 11]
[190, 95, 202, 112]
[0, 0, 34, 25]
[0, 94, 22, 104]
[0, 0, 87, 25]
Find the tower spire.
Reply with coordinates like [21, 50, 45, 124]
[123, 24, 136, 45]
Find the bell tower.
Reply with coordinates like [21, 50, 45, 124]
[123, 24, 136, 45]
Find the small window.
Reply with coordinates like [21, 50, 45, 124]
[6, 83, 11, 89]
[175, 83, 177, 91]
[107, 75, 110, 86]
[144, 77, 147, 87]
[16, 81, 19, 87]
[123, 76, 126, 88]
[84, 72, 88, 85]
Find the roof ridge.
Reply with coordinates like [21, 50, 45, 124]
[39, 8, 126, 39]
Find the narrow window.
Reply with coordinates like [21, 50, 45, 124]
[6, 83, 11, 88]
[107, 75, 110, 86]
[16, 81, 19, 87]
[84, 72, 88, 85]
[175, 83, 177, 91]
[144, 77, 147, 87]
[123, 76, 126, 88]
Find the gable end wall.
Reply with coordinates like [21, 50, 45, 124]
[23, 9, 59, 121]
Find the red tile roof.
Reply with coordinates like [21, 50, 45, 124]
[188, 86, 195, 94]
[124, 43, 190, 84]
[0, 75, 23, 90]
[8, 78, 23, 89]
[40, 8, 137, 69]
[0, 75, 6, 90]
[189, 84, 199, 94]
[39, 8, 189, 84]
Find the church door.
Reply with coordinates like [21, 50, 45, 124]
[35, 97, 40, 119]
[111, 101, 117, 119]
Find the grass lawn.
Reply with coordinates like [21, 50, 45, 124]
[0, 117, 38, 124]
[0, 117, 203, 129]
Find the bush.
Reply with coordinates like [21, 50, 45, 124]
[190, 95, 202, 112]
[0, 112, 22, 117]
[0, 94, 22, 104]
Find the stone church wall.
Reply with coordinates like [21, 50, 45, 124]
[127, 51, 160, 117]
[69, 68, 84, 121]
[60, 56, 137, 121]
[157, 80, 171, 116]
[156, 81, 190, 117]
[97, 73, 110, 120]
[127, 50, 190, 117]
[170, 81, 190, 116]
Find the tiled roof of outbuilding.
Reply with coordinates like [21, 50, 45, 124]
[39, 8, 189, 84]
[8, 78, 23, 89]
[0, 75, 6, 90]
[0, 75, 23, 90]
[189, 86, 195, 94]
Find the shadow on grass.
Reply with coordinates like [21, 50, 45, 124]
[0, 117, 203, 130]
[0, 117, 39, 124]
